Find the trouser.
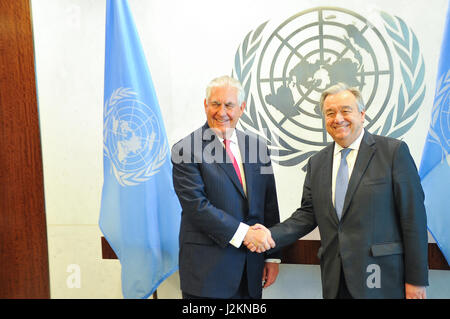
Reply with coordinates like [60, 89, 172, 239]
[182, 262, 258, 299]
[336, 266, 353, 299]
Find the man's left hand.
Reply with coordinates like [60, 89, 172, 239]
[262, 262, 279, 288]
[405, 283, 426, 299]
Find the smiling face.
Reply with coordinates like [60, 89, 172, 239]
[204, 85, 245, 138]
[323, 90, 365, 148]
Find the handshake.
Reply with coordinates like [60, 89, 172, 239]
[243, 224, 276, 253]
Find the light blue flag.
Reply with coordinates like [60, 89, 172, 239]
[419, 3, 450, 265]
[99, 0, 181, 298]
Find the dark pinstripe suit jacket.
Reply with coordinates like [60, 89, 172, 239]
[171, 123, 280, 298]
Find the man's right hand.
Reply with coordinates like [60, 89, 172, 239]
[243, 224, 275, 253]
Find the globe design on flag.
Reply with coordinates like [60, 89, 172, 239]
[439, 79, 450, 152]
[256, 7, 394, 147]
[105, 97, 162, 178]
[444, 105, 450, 151]
[426, 70, 450, 159]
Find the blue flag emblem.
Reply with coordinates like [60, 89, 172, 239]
[104, 88, 167, 186]
[419, 4, 450, 265]
[100, 0, 181, 298]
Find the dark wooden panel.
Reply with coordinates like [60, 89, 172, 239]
[281, 240, 321, 265]
[102, 237, 449, 270]
[101, 237, 118, 259]
[428, 243, 450, 270]
[0, 0, 50, 298]
[281, 240, 450, 270]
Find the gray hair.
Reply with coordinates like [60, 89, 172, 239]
[205, 75, 246, 106]
[319, 83, 365, 113]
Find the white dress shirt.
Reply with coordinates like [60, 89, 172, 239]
[216, 130, 249, 248]
[217, 130, 247, 197]
[220, 130, 281, 263]
[331, 128, 365, 207]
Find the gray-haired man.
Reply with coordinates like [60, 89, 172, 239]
[247, 83, 428, 299]
[172, 76, 281, 298]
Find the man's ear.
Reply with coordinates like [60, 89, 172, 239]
[239, 101, 246, 114]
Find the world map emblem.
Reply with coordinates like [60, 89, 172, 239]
[428, 70, 450, 164]
[234, 7, 426, 167]
[103, 88, 168, 186]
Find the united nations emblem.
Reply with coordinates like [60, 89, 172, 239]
[234, 7, 425, 167]
[428, 70, 450, 164]
[103, 88, 168, 186]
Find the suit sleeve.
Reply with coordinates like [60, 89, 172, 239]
[262, 149, 282, 259]
[171, 143, 241, 248]
[269, 158, 317, 250]
[392, 141, 429, 286]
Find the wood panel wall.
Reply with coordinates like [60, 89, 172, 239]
[281, 240, 450, 270]
[0, 0, 50, 298]
[102, 237, 449, 270]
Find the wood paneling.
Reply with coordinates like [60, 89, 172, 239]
[281, 240, 449, 270]
[102, 237, 449, 270]
[101, 237, 117, 259]
[281, 240, 322, 265]
[0, 0, 50, 298]
[427, 243, 450, 270]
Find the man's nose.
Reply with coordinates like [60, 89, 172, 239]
[334, 112, 344, 123]
[217, 105, 227, 116]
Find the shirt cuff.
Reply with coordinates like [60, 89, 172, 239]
[229, 222, 250, 248]
[265, 259, 281, 263]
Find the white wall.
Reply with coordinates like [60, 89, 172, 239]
[31, 0, 449, 298]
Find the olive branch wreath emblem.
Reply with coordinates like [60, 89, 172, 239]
[233, 10, 426, 167]
[104, 87, 168, 186]
[376, 11, 426, 138]
[426, 69, 450, 165]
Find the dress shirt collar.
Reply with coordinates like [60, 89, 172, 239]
[333, 128, 365, 156]
[217, 129, 238, 145]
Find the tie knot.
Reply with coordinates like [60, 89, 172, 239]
[223, 139, 231, 148]
[341, 148, 351, 160]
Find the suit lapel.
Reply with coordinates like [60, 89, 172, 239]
[202, 124, 246, 199]
[341, 131, 376, 219]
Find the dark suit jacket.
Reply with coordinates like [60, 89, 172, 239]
[171, 123, 280, 298]
[270, 131, 428, 298]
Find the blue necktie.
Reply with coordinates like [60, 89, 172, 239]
[335, 148, 351, 220]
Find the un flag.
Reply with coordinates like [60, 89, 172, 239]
[419, 5, 450, 265]
[99, 0, 181, 298]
